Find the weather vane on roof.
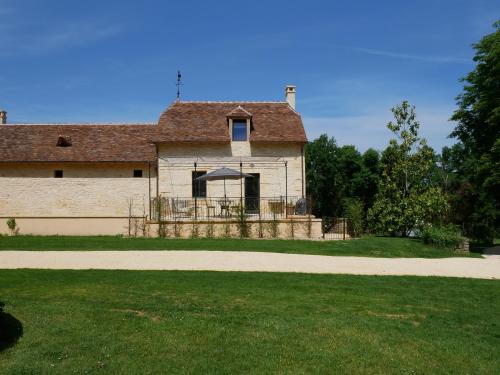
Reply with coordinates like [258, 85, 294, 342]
[176, 70, 182, 100]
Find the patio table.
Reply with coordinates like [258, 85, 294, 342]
[218, 199, 233, 217]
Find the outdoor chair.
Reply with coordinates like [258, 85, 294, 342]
[171, 198, 194, 219]
[205, 200, 216, 219]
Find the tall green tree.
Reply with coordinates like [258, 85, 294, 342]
[305, 135, 381, 219]
[368, 101, 449, 236]
[450, 21, 500, 243]
[352, 148, 381, 210]
[305, 135, 343, 217]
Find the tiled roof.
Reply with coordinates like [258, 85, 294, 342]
[226, 105, 252, 118]
[0, 100, 307, 162]
[155, 102, 307, 143]
[0, 124, 157, 163]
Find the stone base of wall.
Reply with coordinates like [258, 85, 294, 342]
[0, 216, 322, 239]
[148, 216, 323, 239]
[0, 217, 134, 236]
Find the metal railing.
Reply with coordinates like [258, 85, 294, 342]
[150, 196, 311, 221]
[322, 217, 353, 240]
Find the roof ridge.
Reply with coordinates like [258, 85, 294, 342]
[4, 123, 156, 126]
[176, 101, 288, 104]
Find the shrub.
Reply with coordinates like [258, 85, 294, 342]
[343, 198, 364, 237]
[205, 222, 215, 238]
[6, 218, 18, 236]
[234, 204, 250, 238]
[265, 219, 279, 238]
[420, 225, 465, 250]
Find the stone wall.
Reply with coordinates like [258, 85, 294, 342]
[158, 142, 305, 199]
[149, 217, 322, 239]
[0, 218, 132, 236]
[0, 141, 308, 237]
[0, 163, 155, 218]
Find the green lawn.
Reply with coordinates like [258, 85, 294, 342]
[0, 270, 498, 374]
[0, 235, 481, 258]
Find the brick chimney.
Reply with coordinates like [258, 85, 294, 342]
[0, 110, 6, 124]
[285, 85, 296, 110]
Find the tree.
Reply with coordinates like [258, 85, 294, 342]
[352, 148, 381, 211]
[305, 135, 343, 217]
[343, 198, 364, 237]
[449, 21, 500, 243]
[368, 101, 449, 236]
[305, 135, 381, 220]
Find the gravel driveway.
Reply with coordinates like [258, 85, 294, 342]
[1, 251, 499, 279]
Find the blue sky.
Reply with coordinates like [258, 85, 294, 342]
[1, 0, 498, 151]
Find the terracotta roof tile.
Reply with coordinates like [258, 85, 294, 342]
[0, 124, 157, 162]
[0, 100, 307, 163]
[155, 102, 307, 143]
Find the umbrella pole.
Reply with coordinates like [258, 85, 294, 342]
[224, 178, 226, 199]
[240, 161, 243, 209]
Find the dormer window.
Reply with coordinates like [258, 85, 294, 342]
[56, 135, 72, 147]
[232, 120, 247, 141]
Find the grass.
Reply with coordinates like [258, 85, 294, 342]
[0, 270, 499, 374]
[0, 235, 482, 258]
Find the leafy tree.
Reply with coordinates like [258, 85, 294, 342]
[305, 136, 381, 219]
[368, 101, 449, 236]
[436, 144, 475, 231]
[305, 135, 343, 217]
[449, 21, 500, 243]
[343, 198, 364, 237]
[437, 143, 468, 193]
[337, 145, 363, 198]
[352, 148, 381, 210]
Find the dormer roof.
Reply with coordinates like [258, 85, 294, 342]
[226, 105, 252, 118]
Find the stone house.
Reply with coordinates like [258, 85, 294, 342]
[0, 86, 322, 238]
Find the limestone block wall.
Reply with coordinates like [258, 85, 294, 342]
[0, 218, 132, 236]
[0, 163, 155, 219]
[148, 217, 323, 239]
[158, 142, 305, 200]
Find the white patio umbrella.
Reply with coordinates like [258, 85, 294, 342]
[194, 167, 253, 198]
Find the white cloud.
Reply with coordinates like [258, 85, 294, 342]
[352, 47, 471, 64]
[0, 20, 122, 56]
[303, 106, 457, 152]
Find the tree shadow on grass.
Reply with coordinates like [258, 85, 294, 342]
[0, 301, 23, 351]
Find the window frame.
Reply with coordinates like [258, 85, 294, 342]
[231, 119, 248, 141]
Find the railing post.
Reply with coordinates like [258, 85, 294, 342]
[322, 217, 325, 239]
[240, 161, 243, 211]
[285, 161, 288, 218]
[194, 162, 198, 221]
[148, 161, 152, 220]
[343, 218, 346, 240]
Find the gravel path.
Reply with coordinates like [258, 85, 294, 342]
[1, 251, 499, 279]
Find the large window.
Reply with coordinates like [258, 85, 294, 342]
[232, 120, 247, 141]
[192, 171, 207, 198]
